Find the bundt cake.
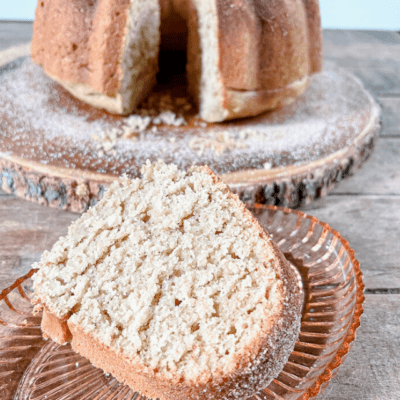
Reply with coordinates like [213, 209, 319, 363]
[31, 0, 322, 122]
[32, 161, 303, 400]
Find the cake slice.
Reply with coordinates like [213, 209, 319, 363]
[31, 0, 161, 115]
[32, 161, 302, 400]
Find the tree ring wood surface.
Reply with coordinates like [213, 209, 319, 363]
[0, 44, 380, 212]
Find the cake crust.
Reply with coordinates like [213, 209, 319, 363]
[31, 0, 160, 115]
[41, 306, 72, 344]
[31, 0, 131, 97]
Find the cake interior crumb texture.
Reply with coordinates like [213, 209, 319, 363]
[33, 161, 285, 382]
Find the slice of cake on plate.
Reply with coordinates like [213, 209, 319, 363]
[32, 161, 302, 400]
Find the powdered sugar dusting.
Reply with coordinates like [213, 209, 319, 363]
[0, 57, 374, 177]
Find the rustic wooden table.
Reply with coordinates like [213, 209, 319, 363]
[1, 22, 400, 399]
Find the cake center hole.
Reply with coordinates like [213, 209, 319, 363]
[157, 2, 188, 90]
[157, 48, 187, 87]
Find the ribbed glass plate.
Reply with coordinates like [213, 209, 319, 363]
[0, 205, 364, 400]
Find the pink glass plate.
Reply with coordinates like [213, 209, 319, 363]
[0, 205, 364, 400]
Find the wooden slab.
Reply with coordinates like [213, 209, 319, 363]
[0, 44, 380, 212]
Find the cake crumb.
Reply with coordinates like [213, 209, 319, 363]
[32, 303, 43, 316]
[263, 162, 272, 170]
[96, 110, 186, 154]
[76, 182, 89, 199]
[189, 130, 247, 156]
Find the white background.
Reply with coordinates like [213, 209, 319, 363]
[0, 0, 399, 30]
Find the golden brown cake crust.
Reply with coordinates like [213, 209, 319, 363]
[31, 0, 130, 97]
[214, 0, 322, 120]
[302, 0, 323, 73]
[41, 306, 72, 344]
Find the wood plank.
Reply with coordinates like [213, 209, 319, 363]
[320, 294, 400, 400]
[0, 195, 78, 292]
[0, 22, 33, 52]
[323, 34, 400, 96]
[344, 66, 400, 97]
[331, 138, 400, 195]
[322, 56, 400, 97]
[324, 29, 400, 46]
[323, 42, 400, 68]
[0, 254, 40, 292]
[302, 196, 400, 289]
[379, 97, 400, 136]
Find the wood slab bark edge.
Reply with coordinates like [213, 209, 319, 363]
[0, 43, 381, 212]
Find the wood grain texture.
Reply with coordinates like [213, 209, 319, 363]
[379, 97, 400, 136]
[320, 295, 400, 400]
[323, 30, 400, 97]
[302, 195, 400, 289]
[323, 30, 400, 46]
[331, 138, 400, 195]
[345, 67, 400, 97]
[0, 21, 33, 51]
[0, 192, 78, 291]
